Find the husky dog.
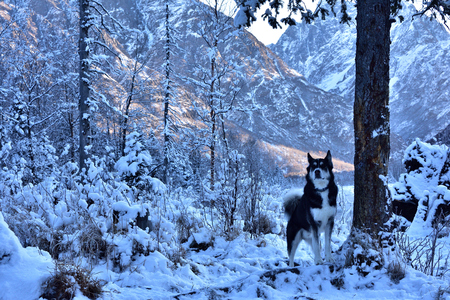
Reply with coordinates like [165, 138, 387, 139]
[284, 151, 338, 266]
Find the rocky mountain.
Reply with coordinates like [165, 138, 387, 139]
[270, 3, 450, 161]
[127, 0, 355, 164]
[1, 0, 355, 175]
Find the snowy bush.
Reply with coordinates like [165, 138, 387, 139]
[243, 186, 283, 237]
[390, 139, 450, 278]
[169, 187, 204, 245]
[0, 126, 179, 276]
[391, 139, 450, 230]
[115, 131, 156, 201]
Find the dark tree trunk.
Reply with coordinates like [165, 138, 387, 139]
[210, 104, 216, 191]
[209, 51, 217, 191]
[78, 0, 91, 172]
[163, 2, 171, 185]
[353, 0, 391, 237]
[121, 67, 136, 157]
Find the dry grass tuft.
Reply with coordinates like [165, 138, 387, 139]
[41, 262, 105, 300]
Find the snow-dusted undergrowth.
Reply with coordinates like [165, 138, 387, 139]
[1, 139, 450, 300]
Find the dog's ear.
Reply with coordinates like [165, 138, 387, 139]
[307, 153, 313, 164]
[326, 150, 333, 168]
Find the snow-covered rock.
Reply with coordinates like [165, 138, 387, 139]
[0, 212, 53, 300]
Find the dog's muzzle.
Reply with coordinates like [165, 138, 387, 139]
[314, 169, 322, 179]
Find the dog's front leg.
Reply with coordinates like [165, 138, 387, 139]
[325, 217, 335, 263]
[311, 229, 323, 265]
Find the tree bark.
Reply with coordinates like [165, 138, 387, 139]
[353, 0, 391, 237]
[78, 0, 91, 172]
[121, 65, 136, 157]
[163, 2, 171, 185]
[209, 47, 217, 191]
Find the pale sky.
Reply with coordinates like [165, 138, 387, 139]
[247, 15, 288, 45]
[233, 2, 304, 45]
[200, 0, 298, 45]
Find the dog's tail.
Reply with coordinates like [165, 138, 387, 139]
[283, 188, 303, 220]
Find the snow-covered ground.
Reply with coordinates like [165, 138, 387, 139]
[1, 183, 449, 300]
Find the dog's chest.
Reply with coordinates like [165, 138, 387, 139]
[311, 190, 336, 232]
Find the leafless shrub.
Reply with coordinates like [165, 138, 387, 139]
[79, 224, 107, 263]
[435, 285, 450, 300]
[176, 212, 195, 244]
[334, 185, 352, 237]
[243, 211, 273, 236]
[396, 213, 450, 277]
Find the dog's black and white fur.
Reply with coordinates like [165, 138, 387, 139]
[284, 151, 338, 266]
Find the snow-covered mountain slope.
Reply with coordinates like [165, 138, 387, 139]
[5, 0, 355, 174]
[270, 3, 450, 151]
[88, 0, 356, 171]
[127, 0, 354, 164]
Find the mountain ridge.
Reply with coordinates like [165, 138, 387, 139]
[1, 0, 355, 176]
[101, 0, 357, 172]
[270, 3, 450, 162]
